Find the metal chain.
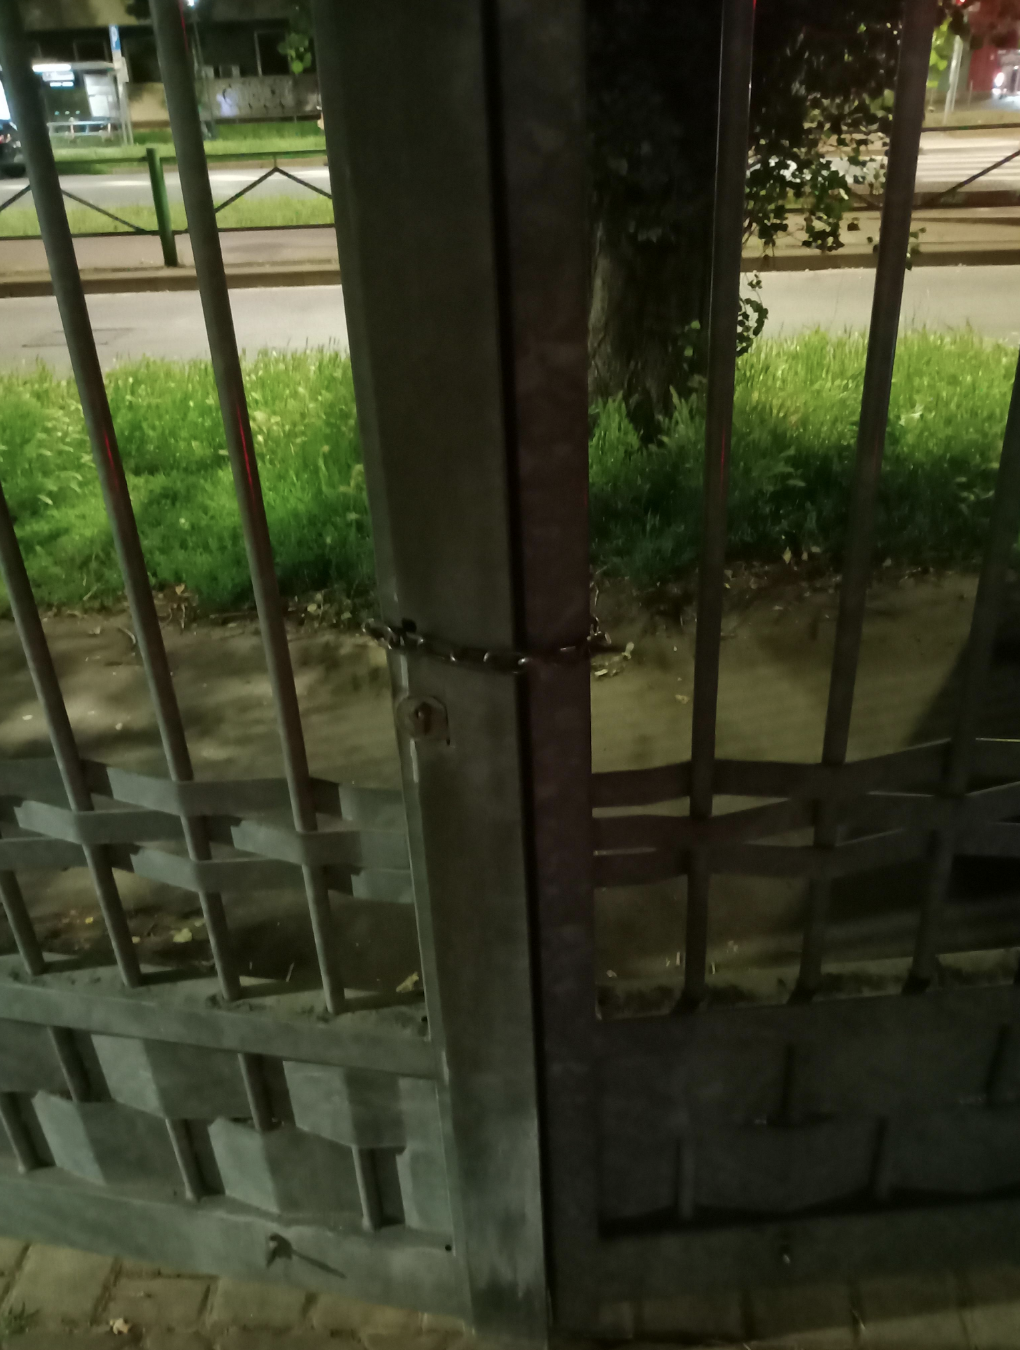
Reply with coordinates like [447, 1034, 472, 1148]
[365, 616, 609, 672]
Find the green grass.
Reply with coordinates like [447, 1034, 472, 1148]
[47, 130, 326, 172]
[0, 349, 370, 612]
[590, 328, 1016, 586]
[0, 1304, 38, 1339]
[134, 121, 323, 144]
[0, 332, 1013, 615]
[0, 194, 334, 237]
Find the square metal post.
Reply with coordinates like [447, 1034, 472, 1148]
[314, 0, 587, 1338]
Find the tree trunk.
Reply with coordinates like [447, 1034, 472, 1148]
[588, 201, 714, 439]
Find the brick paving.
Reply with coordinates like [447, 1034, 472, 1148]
[4, 1241, 1020, 1348]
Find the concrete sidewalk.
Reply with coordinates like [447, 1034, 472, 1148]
[6, 1236, 1020, 1349]
[5, 207, 1020, 297]
[0, 229, 341, 298]
[747, 205, 1020, 271]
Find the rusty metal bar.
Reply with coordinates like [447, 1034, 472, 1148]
[922, 143, 1020, 209]
[48, 1028, 91, 1103]
[58, 187, 150, 235]
[238, 1053, 273, 1132]
[909, 347, 1020, 986]
[0, 183, 31, 215]
[150, 0, 345, 1015]
[165, 1118, 204, 1201]
[352, 1148, 383, 1231]
[796, 0, 938, 997]
[683, 0, 756, 1006]
[213, 163, 332, 216]
[0, 2, 273, 1132]
[0, 1093, 37, 1173]
[0, 873, 44, 976]
[0, 482, 140, 988]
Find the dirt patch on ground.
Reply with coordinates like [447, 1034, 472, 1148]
[2, 565, 1019, 1000]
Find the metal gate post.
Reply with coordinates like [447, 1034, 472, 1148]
[489, 2, 594, 1334]
[146, 145, 178, 267]
[314, 0, 587, 1338]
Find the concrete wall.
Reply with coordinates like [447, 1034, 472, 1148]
[127, 73, 318, 126]
[19, 0, 292, 28]
[19, 0, 137, 27]
[207, 72, 318, 120]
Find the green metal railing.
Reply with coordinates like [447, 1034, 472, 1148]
[0, 143, 331, 268]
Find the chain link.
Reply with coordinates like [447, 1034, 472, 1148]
[365, 617, 609, 672]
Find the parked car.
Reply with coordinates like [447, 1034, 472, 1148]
[0, 119, 25, 177]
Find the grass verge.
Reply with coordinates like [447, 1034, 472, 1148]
[133, 121, 324, 145]
[43, 132, 326, 173]
[590, 328, 1016, 587]
[0, 194, 334, 238]
[0, 331, 1013, 615]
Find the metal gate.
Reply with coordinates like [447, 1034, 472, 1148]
[0, 0, 550, 1339]
[7, 0, 1020, 1342]
[539, 0, 1020, 1333]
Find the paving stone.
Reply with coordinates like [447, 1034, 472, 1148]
[117, 1264, 176, 1281]
[0, 1334, 110, 1350]
[106, 1279, 210, 1331]
[145, 1334, 213, 1350]
[750, 1283, 853, 1340]
[859, 1311, 967, 1349]
[639, 1291, 745, 1341]
[857, 1273, 966, 1350]
[421, 1314, 467, 1335]
[752, 1331, 855, 1350]
[214, 1332, 344, 1350]
[596, 1302, 635, 1339]
[0, 1241, 26, 1280]
[858, 1273, 958, 1322]
[361, 1334, 447, 1350]
[964, 1300, 1020, 1350]
[206, 1281, 307, 1332]
[309, 1296, 421, 1337]
[969, 1267, 1020, 1306]
[2, 1245, 115, 1327]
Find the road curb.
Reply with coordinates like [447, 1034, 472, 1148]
[0, 263, 342, 298]
[745, 246, 1020, 272]
[2, 248, 1019, 298]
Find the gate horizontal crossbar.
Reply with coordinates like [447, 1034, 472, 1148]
[592, 737, 1020, 886]
[0, 756, 409, 898]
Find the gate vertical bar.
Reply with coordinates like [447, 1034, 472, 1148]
[314, 0, 556, 1335]
[0, 3, 270, 1129]
[796, 0, 938, 996]
[150, 0, 345, 1016]
[684, 0, 756, 1006]
[487, 0, 593, 1331]
[146, 145, 179, 267]
[910, 353, 1020, 984]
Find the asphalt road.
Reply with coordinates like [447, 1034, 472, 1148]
[1, 133, 1018, 212]
[0, 284, 349, 372]
[757, 263, 1020, 344]
[0, 264, 1018, 374]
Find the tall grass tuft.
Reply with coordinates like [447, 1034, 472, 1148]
[0, 332, 1014, 614]
[590, 329, 1016, 584]
[0, 349, 371, 611]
